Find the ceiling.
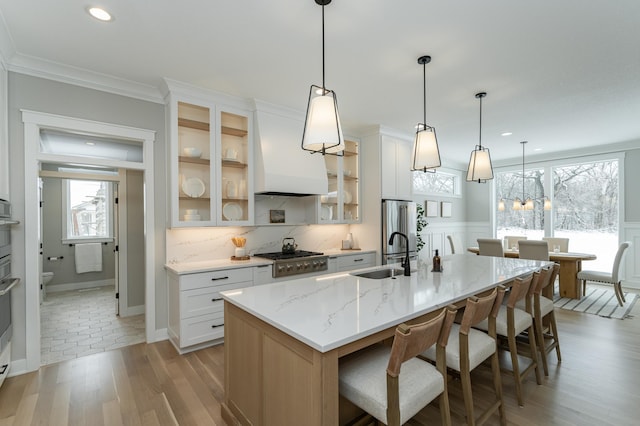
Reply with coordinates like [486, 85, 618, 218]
[1, 0, 639, 166]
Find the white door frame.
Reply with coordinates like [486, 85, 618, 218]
[22, 110, 156, 372]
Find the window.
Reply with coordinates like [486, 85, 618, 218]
[63, 179, 113, 243]
[552, 160, 619, 270]
[495, 155, 621, 270]
[496, 167, 546, 240]
[412, 169, 460, 196]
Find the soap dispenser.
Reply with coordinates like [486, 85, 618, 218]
[432, 249, 442, 272]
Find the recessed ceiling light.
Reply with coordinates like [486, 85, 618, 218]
[85, 141, 96, 146]
[534, 148, 543, 151]
[501, 132, 513, 136]
[88, 7, 112, 22]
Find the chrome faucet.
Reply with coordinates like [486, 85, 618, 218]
[388, 232, 411, 276]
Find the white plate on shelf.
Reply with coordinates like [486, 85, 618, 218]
[321, 205, 333, 221]
[223, 202, 243, 221]
[182, 177, 205, 198]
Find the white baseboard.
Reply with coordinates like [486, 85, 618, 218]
[120, 304, 145, 317]
[46, 279, 115, 293]
[8, 358, 28, 378]
[152, 328, 169, 343]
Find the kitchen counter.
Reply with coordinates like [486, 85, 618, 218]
[164, 256, 272, 275]
[221, 253, 546, 353]
[221, 254, 550, 425]
[164, 249, 376, 275]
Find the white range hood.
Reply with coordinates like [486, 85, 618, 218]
[253, 101, 328, 196]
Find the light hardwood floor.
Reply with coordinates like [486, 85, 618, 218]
[1, 291, 638, 426]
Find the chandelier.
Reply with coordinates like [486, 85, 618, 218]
[498, 141, 551, 211]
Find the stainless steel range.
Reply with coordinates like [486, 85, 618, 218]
[254, 250, 328, 278]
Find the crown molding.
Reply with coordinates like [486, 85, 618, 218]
[7, 53, 164, 104]
[492, 138, 640, 167]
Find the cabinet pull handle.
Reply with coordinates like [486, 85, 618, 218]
[211, 276, 229, 281]
[211, 297, 223, 302]
[211, 323, 224, 329]
[354, 258, 364, 262]
[0, 364, 7, 375]
[257, 265, 269, 268]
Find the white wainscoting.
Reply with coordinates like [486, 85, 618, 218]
[418, 222, 491, 260]
[622, 222, 640, 289]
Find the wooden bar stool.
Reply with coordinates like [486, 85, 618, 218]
[517, 264, 561, 376]
[339, 306, 457, 426]
[421, 287, 507, 426]
[475, 275, 542, 406]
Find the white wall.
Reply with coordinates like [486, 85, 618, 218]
[7, 73, 166, 363]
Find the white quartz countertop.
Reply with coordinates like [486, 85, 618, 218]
[221, 254, 551, 353]
[164, 257, 273, 275]
[164, 249, 376, 275]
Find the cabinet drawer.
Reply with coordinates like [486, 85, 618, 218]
[180, 267, 253, 291]
[180, 313, 225, 347]
[0, 342, 10, 389]
[337, 252, 376, 272]
[180, 281, 248, 319]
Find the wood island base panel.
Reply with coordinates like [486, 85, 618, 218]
[221, 254, 550, 425]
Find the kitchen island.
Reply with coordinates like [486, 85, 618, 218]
[221, 254, 549, 425]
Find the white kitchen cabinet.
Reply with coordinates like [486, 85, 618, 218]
[327, 256, 338, 273]
[165, 81, 254, 227]
[319, 138, 361, 224]
[380, 134, 412, 201]
[0, 341, 10, 389]
[167, 267, 253, 353]
[253, 264, 274, 286]
[336, 252, 376, 272]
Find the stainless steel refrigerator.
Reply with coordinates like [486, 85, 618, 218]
[381, 199, 418, 265]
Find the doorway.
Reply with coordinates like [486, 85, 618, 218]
[22, 110, 156, 372]
[38, 167, 146, 365]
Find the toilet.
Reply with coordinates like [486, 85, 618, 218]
[42, 271, 54, 285]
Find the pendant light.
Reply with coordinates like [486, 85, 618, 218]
[411, 55, 441, 172]
[301, 0, 344, 156]
[466, 92, 494, 182]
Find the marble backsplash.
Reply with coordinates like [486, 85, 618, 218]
[166, 224, 353, 264]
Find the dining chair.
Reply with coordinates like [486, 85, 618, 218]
[542, 237, 569, 253]
[504, 235, 527, 250]
[577, 241, 631, 306]
[339, 305, 457, 426]
[517, 264, 561, 376]
[447, 234, 461, 254]
[421, 287, 507, 426]
[475, 275, 542, 406]
[478, 238, 504, 257]
[518, 240, 549, 261]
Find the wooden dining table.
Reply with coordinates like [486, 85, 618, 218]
[467, 247, 596, 299]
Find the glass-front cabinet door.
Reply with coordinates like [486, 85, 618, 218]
[319, 138, 360, 223]
[216, 108, 253, 224]
[174, 101, 215, 227]
[342, 139, 360, 222]
[168, 90, 253, 227]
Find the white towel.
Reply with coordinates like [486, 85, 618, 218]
[74, 243, 103, 274]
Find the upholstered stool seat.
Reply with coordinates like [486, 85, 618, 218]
[422, 324, 495, 372]
[340, 345, 445, 425]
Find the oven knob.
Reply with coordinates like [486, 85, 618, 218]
[304, 262, 311, 270]
[297, 263, 303, 270]
[277, 265, 285, 273]
[287, 264, 293, 271]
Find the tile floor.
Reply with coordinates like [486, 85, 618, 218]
[40, 285, 145, 366]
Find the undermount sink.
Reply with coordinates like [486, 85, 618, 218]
[351, 268, 406, 279]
